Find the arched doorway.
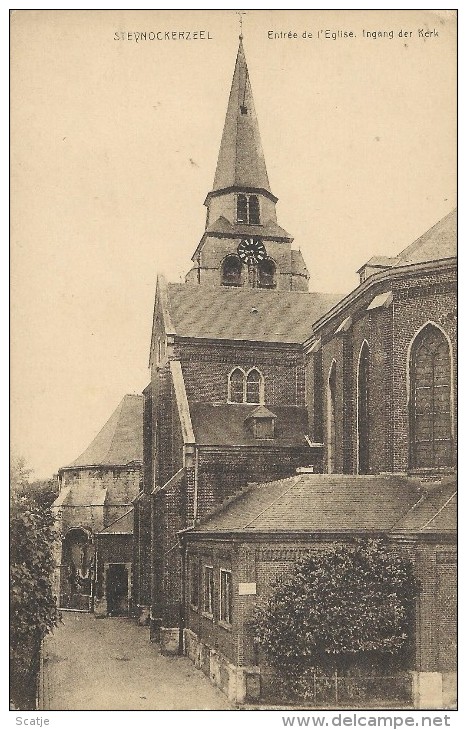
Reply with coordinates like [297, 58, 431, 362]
[327, 361, 337, 473]
[409, 324, 453, 469]
[60, 528, 94, 610]
[357, 341, 370, 474]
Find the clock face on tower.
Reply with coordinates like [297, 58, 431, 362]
[237, 238, 266, 264]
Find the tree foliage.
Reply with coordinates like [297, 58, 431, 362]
[252, 539, 418, 680]
[10, 458, 61, 709]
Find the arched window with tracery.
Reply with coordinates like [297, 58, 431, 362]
[246, 369, 262, 404]
[409, 324, 453, 469]
[222, 255, 242, 287]
[258, 259, 276, 289]
[228, 368, 245, 403]
[327, 361, 337, 473]
[357, 341, 370, 474]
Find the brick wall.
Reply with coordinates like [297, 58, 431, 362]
[177, 341, 305, 407]
[184, 535, 456, 676]
[312, 265, 456, 475]
[196, 446, 313, 519]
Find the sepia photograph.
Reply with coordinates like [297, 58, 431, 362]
[10, 8, 457, 715]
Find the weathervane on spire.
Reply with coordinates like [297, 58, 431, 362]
[236, 10, 247, 39]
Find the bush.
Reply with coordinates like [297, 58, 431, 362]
[10, 459, 61, 709]
[252, 539, 417, 697]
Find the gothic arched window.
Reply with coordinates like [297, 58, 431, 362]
[258, 259, 276, 288]
[327, 361, 337, 473]
[246, 368, 262, 404]
[357, 341, 370, 474]
[221, 255, 242, 287]
[409, 324, 453, 469]
[228, 368, 245, 403]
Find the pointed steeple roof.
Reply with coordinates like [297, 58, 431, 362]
[211, 38, 272, 196]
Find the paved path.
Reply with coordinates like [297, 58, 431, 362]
[40, 612, 231, 710]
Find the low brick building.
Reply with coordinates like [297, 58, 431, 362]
[181, 473, 456, 708]
[53, 394, 143, 614]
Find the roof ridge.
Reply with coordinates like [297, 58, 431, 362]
[417, 490, 457, 532]
[104, 398, 127, 464]
[242, 475, 303, 529]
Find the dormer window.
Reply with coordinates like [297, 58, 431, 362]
[222, 255, 242, 287]
[244, 405, 277, 439]
[236, 194, 260, 225]
[228, 367, 264, 404]
[258, 258, 276, 288]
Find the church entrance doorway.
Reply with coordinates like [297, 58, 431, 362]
[106, 563, 129, 616]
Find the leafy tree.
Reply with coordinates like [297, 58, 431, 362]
[10, 458, 61, 709]
[252, 539, 417, 695]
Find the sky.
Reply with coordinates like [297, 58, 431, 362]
[10, 9, 456, 478]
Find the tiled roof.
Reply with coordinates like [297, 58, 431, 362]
[205, 216, 292, 241]
[356, 209, 456, 277]
[64, 394, 143, 468]
[392, 478, 456, 533]
[166, 284, 339, 343]
[192, 474, 425, 533]
[395, 208, 456, 266]
[189, 403, 309, 447]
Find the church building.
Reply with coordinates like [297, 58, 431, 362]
[133, 37, 339, 638]
[132, 36, 456, 709]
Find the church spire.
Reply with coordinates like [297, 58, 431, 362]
[211, 37, 272, 196]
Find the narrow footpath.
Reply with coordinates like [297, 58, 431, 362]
[39, 611, 231, 710]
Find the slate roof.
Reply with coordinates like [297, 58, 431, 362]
[189, 403, 309, 447]
[392, 479, 457, 534]
[395, 208, 457, 266]
[204, 216, 292, 241]
[191, 474, 425, 534]
[211, 38, 271, 195]
[357, 209, 457, 276]
[166, 284, 338, 343]
[64, 394, 143, 468]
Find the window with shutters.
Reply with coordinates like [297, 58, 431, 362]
[236, 194, 260, 224]
[409, 324, 453, 469]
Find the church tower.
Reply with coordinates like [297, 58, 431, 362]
[185, 37, 309, 291]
